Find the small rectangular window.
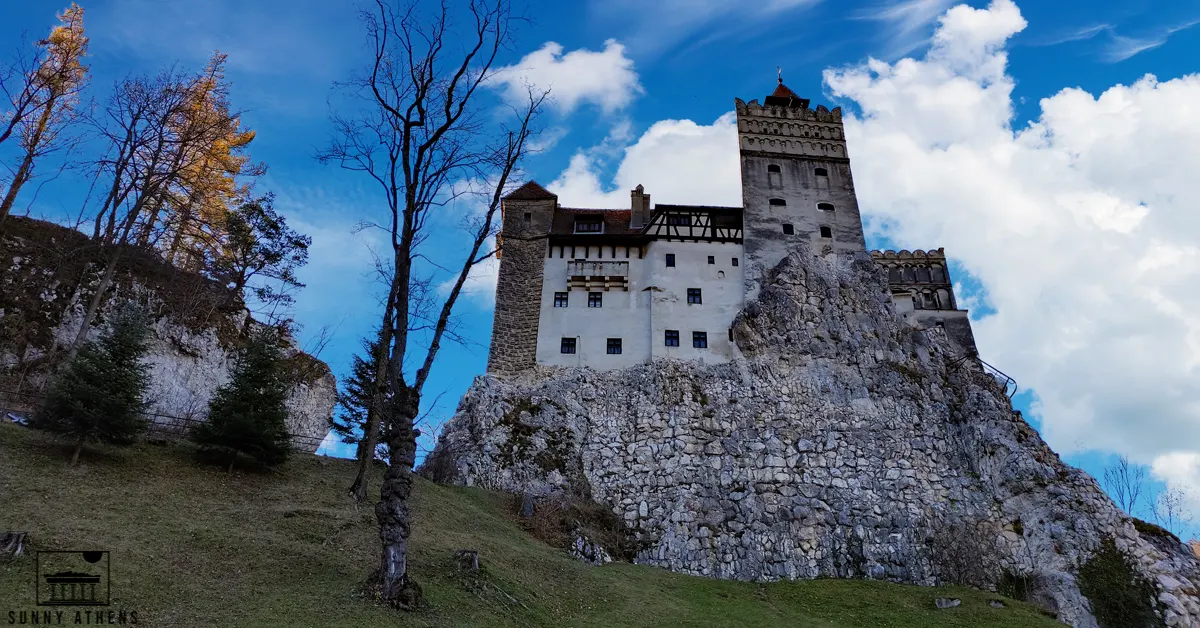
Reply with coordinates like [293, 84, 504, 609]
[523, 212, 532, 224]
[665, 253, 675, 267]
[769, 198, 786, 207]
[814, 167, 829, 177]
[606, 338, 622, 354]
[728, 328, 734, 341]
[664, 330, 680, 347]
[553, 292, 568, 307]
[687, 288, 702, 304]
[732, 258, 739, 267]
[782, 223, 794, 235]
[588, 292, 603, 308]
[819, 226, 833, 238]
[560, 338, 576, 354]
[693, 331, 708, 348]
[707, 255, 715, 265]
[666, 214, 690, 226]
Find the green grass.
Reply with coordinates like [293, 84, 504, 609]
[0, 422, 1059, 627]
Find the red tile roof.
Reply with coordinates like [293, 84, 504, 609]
[504, 180, 557, 201]
[771, 82, 800, 100]
[552, 208, 637, 235]
[765, 80, 809, 108]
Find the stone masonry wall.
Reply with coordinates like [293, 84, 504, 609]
[487, 197, 554, 374]
[433, 244, 1200, 627]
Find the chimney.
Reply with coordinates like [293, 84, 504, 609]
[630, 184, 651, 229]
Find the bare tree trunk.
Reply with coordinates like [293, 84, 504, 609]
[136, 193, 171, 248]
[374, 386, 421, 608]
[165, 202, 193, 265]
[69, 245, 125, 359]
[0, 98, 54, 231]
[70, 435, 85, 466]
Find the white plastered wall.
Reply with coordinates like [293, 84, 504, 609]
[534, 239, 745, 368]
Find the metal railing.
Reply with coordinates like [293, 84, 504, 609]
[0, 389, 326, 452]
[944, 354, 1017, 399]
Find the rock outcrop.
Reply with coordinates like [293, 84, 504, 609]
[430, 243, 1200, 627]
[0, 217, 334, 450]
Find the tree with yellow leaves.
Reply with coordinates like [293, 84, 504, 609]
[0, 3, 89, 231]
[132, 52, 265, 272]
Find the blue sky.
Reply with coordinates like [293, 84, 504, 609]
[3, 0, 1200, 534]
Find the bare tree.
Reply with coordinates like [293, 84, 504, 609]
[1102, 454, 1146, 515]
[321, 0, 545, 608]
[0, 4, 89, 231]
[1151, 486, 1193, 540]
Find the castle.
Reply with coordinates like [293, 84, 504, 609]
[487, 79, 977, 373]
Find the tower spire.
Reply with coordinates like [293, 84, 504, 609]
[777, 66, 782, 84]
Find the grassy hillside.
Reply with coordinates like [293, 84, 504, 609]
[0, 423, 1058, 627]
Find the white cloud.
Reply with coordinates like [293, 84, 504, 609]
[586, 0, 821, 58]
[854, 0, 958, 58]
[548, 114, 741, 208]
[1101, 18, 1200, 63]
[490, 40, 642, 115]
[822, 0, 1200, 481]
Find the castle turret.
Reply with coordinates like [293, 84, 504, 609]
[487, 181, 557, 374]
[737, 78, 868, 298]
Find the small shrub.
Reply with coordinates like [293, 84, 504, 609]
[31, 306, 151, 465]
[1132, 518, 1180, 544]
[997, 570, 1031, 601]
[511, 495, 646, 562]
[417, 446, 458, 484]
[929, 518, 1001, 588]
[1077, 537, 1165, 628]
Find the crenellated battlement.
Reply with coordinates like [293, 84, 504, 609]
[870, 248, 947, 261]
[735, 97, 844, 123]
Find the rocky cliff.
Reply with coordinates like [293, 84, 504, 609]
[430, 243, 1200, 627]
[0, 217, 335, 450]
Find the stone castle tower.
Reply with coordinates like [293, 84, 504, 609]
[486, 181, 559, 374]
[736, 79, 867, 298]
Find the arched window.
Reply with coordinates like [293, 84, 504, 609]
[930, 264, 946, 283]
[814, 167, 828, 176]
[901, 266, 916, 282]
[937, 288, 952, 310]
[817, 202, 834, 212]
[915, 266, 931, 283]
[912, 294, 922, 310]
[888, 266, 902, 282]
[815, 167, 830, 190]
[769, 198, 786, 207]
[922, 290, 938, 309]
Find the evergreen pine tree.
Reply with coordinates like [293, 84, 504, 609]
[32, 305, 151, 465]
[191, 329, 292, 472]
[328, 334, 388, 460]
